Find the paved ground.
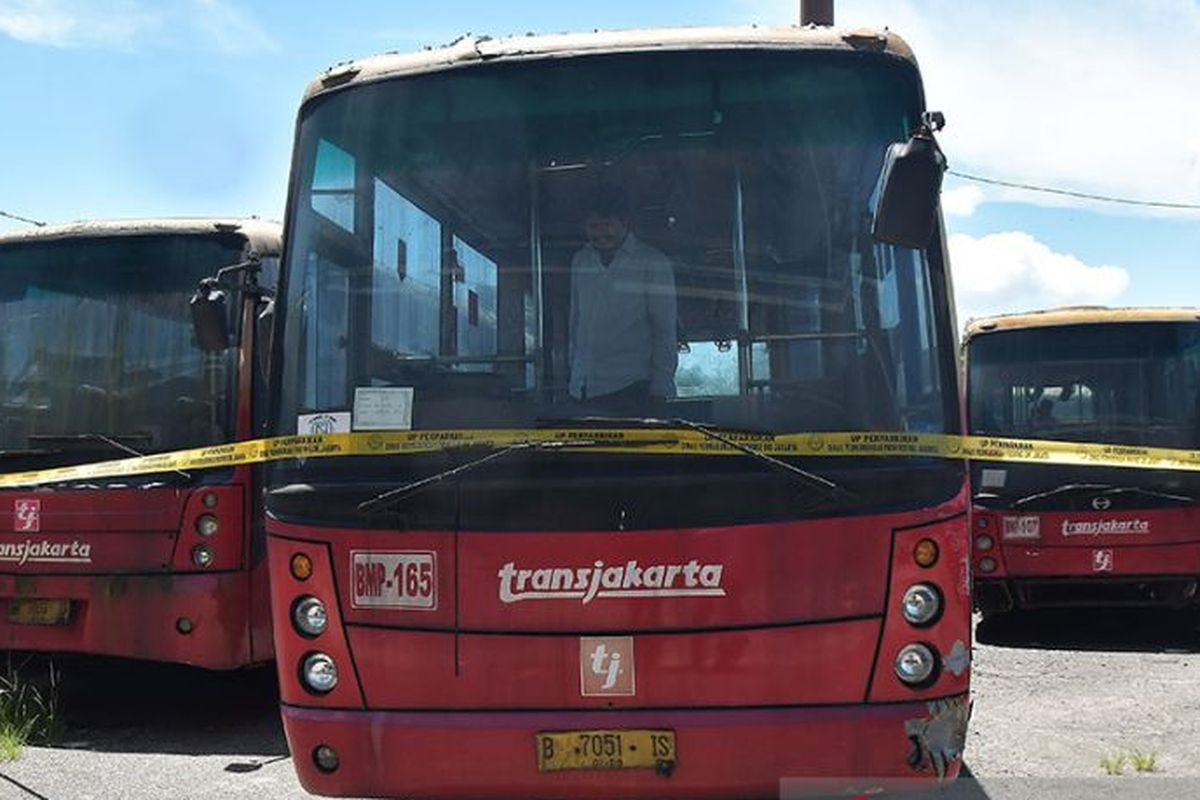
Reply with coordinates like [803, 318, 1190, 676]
[0, 608, 1198, 799]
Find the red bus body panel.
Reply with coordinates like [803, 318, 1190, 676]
[972, 507, 1200, 609]
[269, 498, 971, 798]
[0, 474, 272, 669]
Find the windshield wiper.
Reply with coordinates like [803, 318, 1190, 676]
[0, 448, 58, 461]
[537, 415, 849, 504]
[1012, 482, 1194, 508]
[27, 433, 190, 479]
[357, 436, 676, 515]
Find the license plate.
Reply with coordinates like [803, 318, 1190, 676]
[536, 729, 676, 773]
[7, 599, 71, 626]
[350, 550, 437, 610]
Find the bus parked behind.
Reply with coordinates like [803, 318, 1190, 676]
[967, 307, 1200, 615]
[0, 218, 280, 669]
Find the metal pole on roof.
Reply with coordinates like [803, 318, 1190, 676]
[800, 0, 834, 25]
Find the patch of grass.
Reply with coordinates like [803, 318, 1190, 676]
[0, 659, 62, 763]
[1100, 749, 1162, 776]
[1100, 752, 1128, 776]
[1130, 751, 1160, 773]
[0, 729, 22, 763]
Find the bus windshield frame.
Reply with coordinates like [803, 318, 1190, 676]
[270, 48, 962, 522]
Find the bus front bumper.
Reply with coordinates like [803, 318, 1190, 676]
[281, 695, 969, 799]
[0, 571, 257, 670]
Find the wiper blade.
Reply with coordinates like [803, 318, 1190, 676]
[26, 433, 189, 479]
[538, 415, 849, 503]
[357, 437, 675, 515]
[1013, 483, 1194, 508]
[29, 433, 150, 454]
[0, 448, 58, 460]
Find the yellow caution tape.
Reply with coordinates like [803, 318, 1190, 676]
[2, 429, 1199, 489]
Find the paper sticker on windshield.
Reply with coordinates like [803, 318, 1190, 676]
[980, 469, 1007, 488]
[351, 551, 437, 610]
[1002, 515, 1040, 540]
[353, 387, 414, 431]
[297, 412, 351, 435]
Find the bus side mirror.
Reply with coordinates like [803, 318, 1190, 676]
[190, 279, 231, 351]
[872, 111, 947, 249]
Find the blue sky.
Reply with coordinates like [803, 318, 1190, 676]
[2, 0, 1198, 324]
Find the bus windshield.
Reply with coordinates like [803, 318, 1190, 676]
[279, 50, 954, 448]
[0, 234, 244, 461]
[969, 322, 1200, 449]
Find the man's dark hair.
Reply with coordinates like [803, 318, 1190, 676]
[584, 183, 631, 220]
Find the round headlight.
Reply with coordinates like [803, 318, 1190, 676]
[901, 583, 942, 626]
[302, 653, 338, 694]
[293, 596, 328, 637]
[191, 544, 214, 568]
[975, 534, 994, 552]
[894, 643, 938, 685]
[202, 492, 218, 508]
[196, 514, 219, 536]
[978, 556, 997, 573]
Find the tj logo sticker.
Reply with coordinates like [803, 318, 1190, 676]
[14, 499, 39, 533]
[580, 636, 635, 697]
[1092, 549, 1114, 572]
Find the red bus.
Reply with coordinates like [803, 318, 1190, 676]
[0, 218, 280, 669]
[267, 26, 970, 798]
[967, 307, 1200, 614]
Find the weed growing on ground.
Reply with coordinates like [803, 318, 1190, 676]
[1100, 749, 1162, 776]
[1130, 751, 1160, 773]
[0, 659, 62, 762]
[1100, 752, 1128, 776]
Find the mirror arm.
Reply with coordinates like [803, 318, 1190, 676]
[209, 253, 270, 301]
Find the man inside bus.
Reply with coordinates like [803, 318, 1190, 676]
[568, 183, 678, 416]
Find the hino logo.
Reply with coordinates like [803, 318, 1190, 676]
[1091, 496, 1112, 511]
[497, 559, 726, 604]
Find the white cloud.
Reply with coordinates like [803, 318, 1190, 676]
[949, 231, 1130, 324]
[187, 0, 277, 54]
[742, 0, 1200, 216]
[941, 185, 984, 218]
[0, 0, 273, 52]
[0, 0, 158, 48]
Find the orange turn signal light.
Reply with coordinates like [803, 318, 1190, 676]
[913, 538, 939, 568]
[291, 553, 314, 581]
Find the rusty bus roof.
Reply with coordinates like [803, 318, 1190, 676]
[0, 218, 282, 255]
[303, 25, 917, 105]
[964, 306, 1200, 345]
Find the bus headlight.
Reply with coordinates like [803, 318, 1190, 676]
[191, 544, 214, 568]
[196, 514, 219, 536]
[975, 534, 994, 551]
[302, 653, 338, 694]
[978, 557, 997, 573]
[894, 643, 938, 686]
[901, 584, 941, 626]
[293, 597, 328, 637]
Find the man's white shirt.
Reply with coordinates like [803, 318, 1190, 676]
[568, 233, 677, 399]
